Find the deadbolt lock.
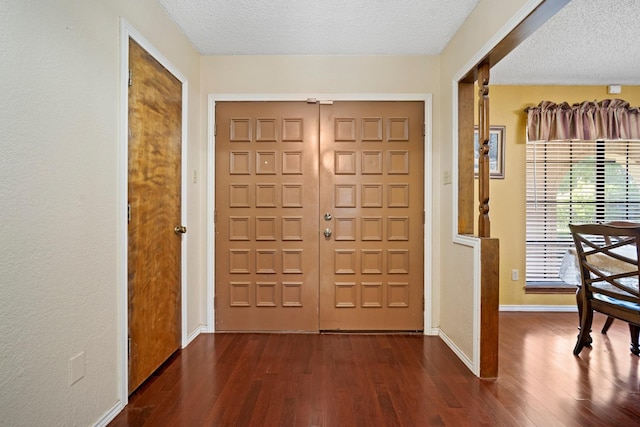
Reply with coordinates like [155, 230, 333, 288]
[324, 213, 332, 221]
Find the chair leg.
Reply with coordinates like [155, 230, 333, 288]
[601, 316, 615, 334]
[630, 324, 640, 356]
[573, 304, 594, 356]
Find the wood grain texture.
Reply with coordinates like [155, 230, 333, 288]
[128, 38, 182, 394]
[480, 238, 499, 378]
[457, 82, 474, 235]
[477, 63, 491, 238]
[109, 312, 640, 426]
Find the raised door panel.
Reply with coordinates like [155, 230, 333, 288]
[215, 102, 319, 331]
[318, 101, 424, 331]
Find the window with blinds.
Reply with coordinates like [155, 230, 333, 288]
[526, 139, 640, 286]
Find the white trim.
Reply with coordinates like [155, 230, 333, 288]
[117, 17, 129, 411]
[448, 0, 546, 377]
[438, 329, 474, 373]
[452, 233, 478, 247]
[207, 93, 433, 334]
[451, 76, 462, 243]
[211, 93, 430, 102]
[118, 18, 189, 409]
[180, 89, 189, 349]
[206, 96, 215, 332]
[92, 401, 124, 427]
[423, 95, 434, 335]
[470, 237, 482, 376]
[186, 325, 206, 345]
[500, 305, 577, 312]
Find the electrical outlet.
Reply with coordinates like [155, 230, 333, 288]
[511, 269, 519, 281]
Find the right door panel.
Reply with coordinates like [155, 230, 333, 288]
[319, 101, 425, 330]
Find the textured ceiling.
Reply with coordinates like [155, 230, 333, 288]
[491, 0, 640, 85]
[157, 0, 479, 55]
[158, 0, 640, 85]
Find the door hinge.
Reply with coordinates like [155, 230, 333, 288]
[214, 210, 217, 223]
[128, 204, 131, 223]
[423, 123, 426, 136]
[214, 123, 217, 136]
[128, 338, 131, 356]
[423, 210, 425, 224]
[422, 297, 425, 311]
[128, 70, 132, 87]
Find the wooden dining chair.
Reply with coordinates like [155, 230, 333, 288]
[569, 222, 640, 356]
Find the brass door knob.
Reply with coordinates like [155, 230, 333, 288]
[174, 225, 187, 234]
[323, 228, 332, 238]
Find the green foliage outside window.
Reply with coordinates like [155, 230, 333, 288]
[556, 156, 640, 234]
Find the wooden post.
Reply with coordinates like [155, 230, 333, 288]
[458, 82, 475, 235]
[477, 63, 491, 237]
[480, 238, 499, 378]
[477, 63, 498, 378]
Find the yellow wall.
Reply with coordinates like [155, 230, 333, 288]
[490, 85, 640, 306]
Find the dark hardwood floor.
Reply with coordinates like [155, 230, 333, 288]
[109, 312, 640, 426]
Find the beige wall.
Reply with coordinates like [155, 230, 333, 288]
[200, 55, 439, 94]
[0, 0, 203, 425]
[1, 0, 572, 423]
[200, 54, 442, 325]
[438, 0, 538, 364]
[490, 85, 640, 306]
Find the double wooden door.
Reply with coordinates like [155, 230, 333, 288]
[215, 101, 424, 332]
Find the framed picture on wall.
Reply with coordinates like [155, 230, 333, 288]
[474, 125, 505, 179]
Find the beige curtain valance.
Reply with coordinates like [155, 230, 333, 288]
[526, 99, 640, 141]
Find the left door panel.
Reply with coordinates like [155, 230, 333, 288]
[128, 39, 182, 394]
[215, 102, 320, 331]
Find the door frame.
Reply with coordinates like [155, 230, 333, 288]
[118, 19, 189, 405]
[207, 94, 433, 334]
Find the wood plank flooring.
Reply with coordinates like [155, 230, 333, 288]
[109, 312, 640, 426]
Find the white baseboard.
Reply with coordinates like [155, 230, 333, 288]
[500, 305, 577, 312]
[93, 400, 124, 427]
[185, 325, 207, 347]
[437, 329, 475, 374]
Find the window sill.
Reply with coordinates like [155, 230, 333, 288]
[525, 284, 576, 295]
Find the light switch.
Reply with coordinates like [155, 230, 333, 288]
[443, 170, 452, 185]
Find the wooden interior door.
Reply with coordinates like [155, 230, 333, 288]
[215, 101, 320, 331]
[128, 38, 182, 394]
[318, 101, 424, 330]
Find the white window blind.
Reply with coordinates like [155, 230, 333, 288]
[526, 139, 640, 285]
